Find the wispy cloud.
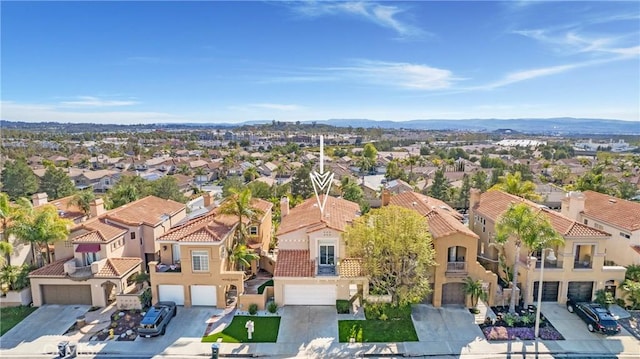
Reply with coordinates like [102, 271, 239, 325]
[58, 96, 139, 108]
[289, 1, 426, 38]
[514, 29, 640, 57]
[1, 101, 180, 124]
[331, 60, 458, 90]
[249, 103, 303, 111]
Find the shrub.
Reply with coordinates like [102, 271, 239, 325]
[267, 301, 278, 314]
[594, 289, 615, 308]
[336, 300, 350, 314]
[379, 313, 388, 321]
[520, 314, 533, 325]
[503, 313, 518, 327]
[364, 302, 411, 320]
[248, 303, 258, 315]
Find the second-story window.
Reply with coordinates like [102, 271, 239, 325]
[249, 226, 258, 236]
[131, 232, 136, 240]
[192, 251, 209, 272]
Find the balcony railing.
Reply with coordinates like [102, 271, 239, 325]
[155, 263, 182, 273]
[534, 260, 563, 269]
[64, 259, 96, 280]
[317, 265, 336, 276]
[573, 260, 592, 269]
[445, 262, 467, 276]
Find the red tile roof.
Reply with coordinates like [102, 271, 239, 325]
[29, 257, 72, 277]
[340, 258, 363, 278]
[71, 220, 127, 243]
[277, 195, 360, 236]
[274, 250, 315, 277]
[475, 190, 610, 238]
[105, 196, 185, 226]
[158, 210, 235, 243]
[96, 258, 141, 277]
[582, 190, 640, 232]
[389, 191, 474, 239]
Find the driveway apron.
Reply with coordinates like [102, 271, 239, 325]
[277, 306, 338, 344]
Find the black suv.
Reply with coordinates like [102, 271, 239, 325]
[566, 298, 621, 335]
[138, 301, 177, 337]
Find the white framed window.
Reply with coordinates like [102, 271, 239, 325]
[192, 251, 209, 272]
[249, 226, 258, 236]
[620, 232, 631, 239]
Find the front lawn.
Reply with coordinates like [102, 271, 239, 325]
[0, 306, 37, 336]
[202, 316, 280, 343]
[338, 319, 418, 342]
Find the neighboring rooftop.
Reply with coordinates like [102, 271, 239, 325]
[582, 190, 640, 232]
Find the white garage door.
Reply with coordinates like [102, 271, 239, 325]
[158, 285, 185, 305]
[190, 285, 217, 307]
[284, 284, 336, 305]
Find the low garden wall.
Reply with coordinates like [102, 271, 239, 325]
[116, 290, 143, 310]
[363, 294, 392, 303]
[238, 286, 274, 311]
[0, 288, 32, 307]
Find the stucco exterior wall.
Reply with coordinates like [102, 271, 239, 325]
[273, 276, 368, 306]
[277, 228, 309, 250]
[582, 217, 640, 266]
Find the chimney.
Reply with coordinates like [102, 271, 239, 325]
[203, 191, 213, 208]
[31, 192, 48, 207]
[280, 197, 290, 218]
[90, 198, 105, 218]
[381, 190, 391, 207]
[469, 188, 481, 209]
[561, 191, 585, 220]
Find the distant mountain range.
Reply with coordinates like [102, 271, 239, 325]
[288, 118, 638, 135]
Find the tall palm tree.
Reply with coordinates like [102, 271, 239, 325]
[490, 171, 542, 201]
[68, 189, 96, 217]
[495, 203, 563, 314]
[0, 194, 32, 265]
[228, 243, 259, 272]
[7, 205, 72, 266]
[218, 188, 264, 245]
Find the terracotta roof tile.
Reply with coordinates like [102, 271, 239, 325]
[106, 196, 185, 226]
[71, 220, 127, 243]
[582, 190, 640, 232]
[29, 257, 72, 277]
[475, 190, 610, 238]
[277, 196, 360, 236]
[340, 258, 363, 278]
[389, 192, 473, 238]
[96, 258, 141, 277]
[274, 250, 315, 277]
[158, 210, 235, 243]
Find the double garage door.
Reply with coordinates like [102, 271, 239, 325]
[41, 285, 92, 305]
[158, 285, 217, 306]
[284, 284, 336, 305]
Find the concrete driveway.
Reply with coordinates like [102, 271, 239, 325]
[411, 304, 485, 354]
[0, 304, 89, 349]
[276, 306, 339, 357]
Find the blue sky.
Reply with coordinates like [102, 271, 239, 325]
[1, 1, 639, 124]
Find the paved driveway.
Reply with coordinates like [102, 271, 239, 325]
[0, 304, 89, 349]
[411, 304, 485, 354]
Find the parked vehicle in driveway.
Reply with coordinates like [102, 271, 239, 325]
[566, 298, 621, 335]
[138, 301, 177, 337]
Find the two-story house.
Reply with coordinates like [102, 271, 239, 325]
[74, 169, 120, 192]
[385, 191, 498, 307]
[148, 197, 272, 307]
[470, 189, 626, 306]
[273, 195, 368, 306]
[561, 190, 640, 266]
[29, 196, 186, 307]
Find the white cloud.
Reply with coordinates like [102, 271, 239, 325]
[0, 101, 181, 124]
[249, 103, 303, 111]
[333, 60, 457, 90]
[291, 1, 425, 38]
[58, 96, 139, 108]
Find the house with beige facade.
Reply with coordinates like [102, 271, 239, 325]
[561, 190, 640, 267]
[273, 195, 368, 306]
[385, 191, 498, 307]
[469, 189, 626, 306]
[149, 196, 273, 308]
[29, 196, 186, 307]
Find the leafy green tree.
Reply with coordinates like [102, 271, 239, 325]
[243, 167, 259, 182]
[218, 188, 264, 245]
[573, 165, 618, 195]
[490, 171, 542, 201]
[151, 176, 185, 203]
[342, 182, 363, 204]
[551, 165, 571, 185]
[490, 167, 504, 187]
[457, 174, 471, 208]
[0, 241, 13, 267]
[68, 189, 96, 217]
[617, 181, 637, 200]
[247, 181, 272, 200]
[7, 204, 72, 266]
[344, 205, 436, 306]
[495, 203, 564, 314]
[471, 171, 489, 192]
[358, 143, 378, 174]
[0, 194, 32, 265]
[291, 164, 314, 199]
[385, 160, 405, 181]
[221, 176, 246, 197]
[429, 167, 450, 201]
[39, 166, 76, 200]
[1, 159, 39, 200]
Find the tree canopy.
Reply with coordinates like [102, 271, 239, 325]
[344, 205, 436, 306]
[39, 166, 76, 200]
[1, 159, 39, 200]
[490, 171, 542, 202]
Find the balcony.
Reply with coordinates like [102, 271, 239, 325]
[64, 258, 99, 280]
[445, 261, 467, 277]
[155, 262, 182, 273]
[317, 265, 336, 276]
[534, 260, 563, 269]
[573, 260, 592, 269]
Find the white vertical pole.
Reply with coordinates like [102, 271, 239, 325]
[534, 250, 546, 338]
[320, 135, 324, 174]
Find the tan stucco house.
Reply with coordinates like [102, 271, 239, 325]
[149, 197, 273, 307]
[386, 191, 498, 307]
[273, 195, 368, 306]
[29, 196, 186, 306]
[561, 190, 640, 266]
[470, 189, 626, 306]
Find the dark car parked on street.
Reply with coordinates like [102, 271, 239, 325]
[566, 298, 621, 335]
[138, 301, 177, 337]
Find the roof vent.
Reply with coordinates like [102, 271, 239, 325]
[412, 201, 417, 206]
[608, 198, 617, 204]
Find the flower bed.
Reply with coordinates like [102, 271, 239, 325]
[94, 310, 144, 341]
[618, 310, 640, 341]
[479, 306, 564, 341]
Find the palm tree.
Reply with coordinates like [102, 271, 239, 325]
[490, 171, 542, 201]
[68, 189, 96, 217]
[0, 194, 32, 265]
[228, 243, 259, 272]
[495, 202, 563, 314]
[7, 205, 72, 266]
[463, 276, 488, 312]
[218, 188, 264, 245]
[0, 241, 13, 267]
